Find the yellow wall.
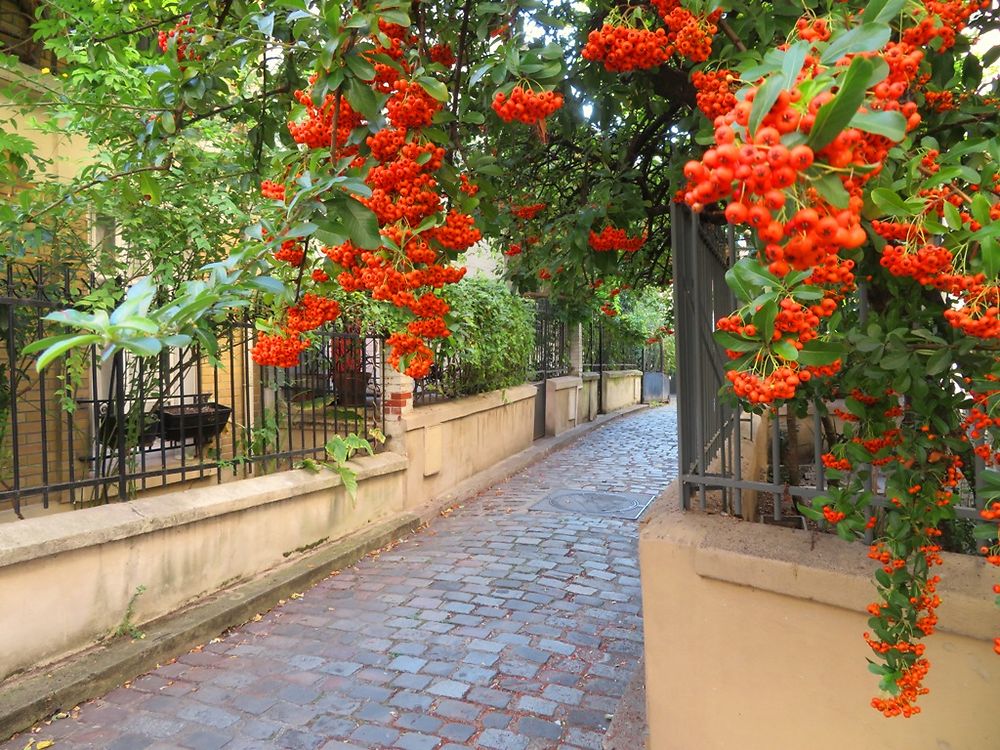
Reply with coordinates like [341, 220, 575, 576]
[640, 491, 1000, 750]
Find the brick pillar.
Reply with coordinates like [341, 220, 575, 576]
[568, 322, 583, 376]
[383, 366, 415, 445]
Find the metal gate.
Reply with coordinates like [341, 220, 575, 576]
[529, 299, 568, 439]
[671, 203, 744, 512]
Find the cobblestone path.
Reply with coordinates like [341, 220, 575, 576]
[8, 406, 677, 750]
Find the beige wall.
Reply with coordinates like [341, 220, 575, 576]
[601, 370, 642, 413]
[545, 376, 582, 436]
[640, 491, 1000, 750]
[0, 452, 406, 682]
[580, 373, 599, 423]
[0, 63, 91, 183]
[401, 384, 535, 506]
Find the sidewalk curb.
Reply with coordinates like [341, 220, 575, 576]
[0, 514, 422, 742]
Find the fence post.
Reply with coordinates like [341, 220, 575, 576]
[383, 366, 415, 447]
[568, 322, 582, 376]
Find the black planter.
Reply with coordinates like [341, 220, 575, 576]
[98, 409, 161, 449]
[157, 403, 232, 446]
[334, 372, 369, 407]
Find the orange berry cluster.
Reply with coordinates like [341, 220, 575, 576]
[511, 202, 546, 220]
[260, 180, 286, 201]
[429, 43, 455, 68]
[158, 16, 197, 61]
[251, 333, 309, 368]
[287, 78, 363, 153]
[492, 87, 564, 128]
[273, 239, 305, 267]
[902, 0, 988, 51]
[588, 226, 646, 253]
[582, 25, 672, 73]
[691, 69, 736, 121]
[254, 16, 471, 378]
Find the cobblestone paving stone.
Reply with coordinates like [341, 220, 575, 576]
[5, 406, 677, 750]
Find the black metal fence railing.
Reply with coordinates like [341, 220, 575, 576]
[529, 299, 568, 382]
[0, 262, 384, 520]
[671, 204, 987, 536]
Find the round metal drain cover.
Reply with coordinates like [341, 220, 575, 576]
[532, 489, 655, 520]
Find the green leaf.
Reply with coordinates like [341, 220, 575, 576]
[870, 188, 918, 217]
[753, 300, 778, 342]
[820, 24, 891, 64]
[808, 56, 875, 151]
[122, 337, 163, 357]
[797, 340, 844, 366]
[36, 334, 103, 372]
[812, 173, 851, 209]
[862, 0, 907, 24]
[748, 75, 783, 137]
[714, 330, 760, 352]
[973, 523, 998, 540]
[850, 110, 906, 141]
[417, 76, 449, 102]
[982, 235, 1000, 278]
[773, 339, 799, 361]
[341, 198, 381, 249]
[345, 78, 379, 120]
[779, 41, 810, 90]
[345, 53, 376, 82]
[139, 172, 161, 204]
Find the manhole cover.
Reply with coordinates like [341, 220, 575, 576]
[531, 489, 655, 520]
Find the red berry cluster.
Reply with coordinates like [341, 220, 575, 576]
[691, 69, 736, 121]
[582, 25, 672, 72]
[287, 77, 363, 153]
[260, 180, 286, 201]
[429, 43, 456, 68]
[588, 226, 646, 252]
[253, 16, 472, 379]
[491, 86, 564, 138]
[158, 16, 198, 61]
[511, 203, 546, 220]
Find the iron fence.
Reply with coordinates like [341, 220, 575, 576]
[671, 204, 986, 539]
[412, 297, 566, 407]
[529, 298, 569, 382]
[0, 262, 384, 520]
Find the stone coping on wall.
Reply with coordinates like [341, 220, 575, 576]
[0, 452, 408, 569]
[582, 372, 600, 382]
[641, 494, 998, 642]
[403, 383, 537, 431]
[546, 375, 581, 392]
[602, 369, 642, 379]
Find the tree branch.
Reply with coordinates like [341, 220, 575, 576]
[91, 12, 189, 44]
[449, 0, 474, 145]
[179, 85, 290, 128]
[25, 165, 171, 223]
[719, 18, 747, 52]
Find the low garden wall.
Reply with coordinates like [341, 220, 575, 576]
[580, 372, 600, 423]
[545, 375, 582, 437]
[639, 488, 999, 750]
[602, 369, 642, 413]
[0, 452, 407, 683]
[400, 383, 537, 506]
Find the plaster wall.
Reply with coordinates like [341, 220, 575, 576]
[0, 453, 407, 683]
[602, 370, 642, 413]
[640, 490, 1000, 750]
[401, 384, 536, 507]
